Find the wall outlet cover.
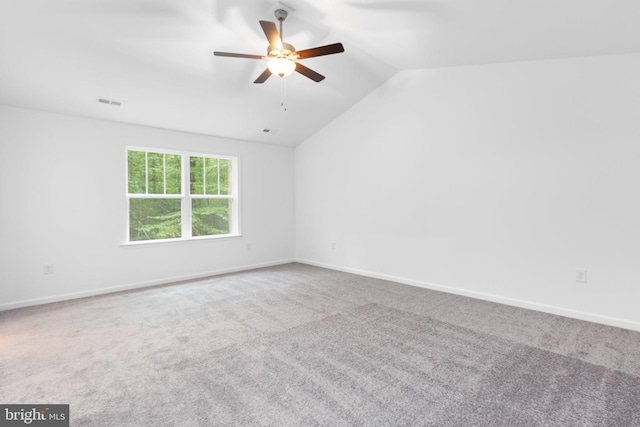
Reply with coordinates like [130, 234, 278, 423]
[576, 269, 587, 283]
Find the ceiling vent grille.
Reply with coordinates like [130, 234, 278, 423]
[97, 97, 122, 106]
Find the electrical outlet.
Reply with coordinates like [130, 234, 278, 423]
[44, 264, 54, 274]
[246, 243, 252, 251]
[331, 242, 336, 250]
[576, 269, 587, 283]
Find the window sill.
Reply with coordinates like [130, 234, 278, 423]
[120, 233, 242, 248]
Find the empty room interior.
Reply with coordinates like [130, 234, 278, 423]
[1, 0, 640, 425]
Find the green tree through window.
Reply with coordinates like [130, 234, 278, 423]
[190, 156, 232, 237]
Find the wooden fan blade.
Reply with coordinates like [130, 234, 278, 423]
[214, 51, 265, 59]
[295, 43, 344, 60]
[254, 68, 272, 84]
[295, 63, 325, 82]
[259, 20, 282, 50]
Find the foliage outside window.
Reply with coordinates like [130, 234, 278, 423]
[127, 148, 238, 242]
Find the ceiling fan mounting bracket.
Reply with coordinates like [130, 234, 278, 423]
[274, 9, 288, 22]
[269, 2, 295, 20]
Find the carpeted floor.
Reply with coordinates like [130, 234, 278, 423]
[1, 263, 639, 426]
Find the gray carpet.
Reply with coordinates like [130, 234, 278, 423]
[1, 263, 639, 426]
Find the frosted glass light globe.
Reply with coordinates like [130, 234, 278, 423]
[267, 58, 296, 77]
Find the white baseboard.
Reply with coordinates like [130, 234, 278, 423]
[0, 259, 295, 312]
[296, 258, 640, 332]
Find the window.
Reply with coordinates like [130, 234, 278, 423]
[126, 148, 239, 243]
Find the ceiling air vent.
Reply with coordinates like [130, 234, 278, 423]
[97, 97, 123, 106]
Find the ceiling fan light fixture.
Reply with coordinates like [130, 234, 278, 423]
[267, 57, 296, 77]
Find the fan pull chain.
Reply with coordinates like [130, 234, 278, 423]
[281, 78, 287, 111]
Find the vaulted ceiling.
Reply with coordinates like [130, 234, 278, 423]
[1, 0, 640, 146]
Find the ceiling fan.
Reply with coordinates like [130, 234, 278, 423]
[213, 9, 344, 84]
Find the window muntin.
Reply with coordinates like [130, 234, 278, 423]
[126, 148, 238, 243]
[189, 156, 231, 196]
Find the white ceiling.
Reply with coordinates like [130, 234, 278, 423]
[1, 0, 640, 146]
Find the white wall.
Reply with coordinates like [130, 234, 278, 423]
[0, 106, 295, 309]
[295, 53, 640, 330]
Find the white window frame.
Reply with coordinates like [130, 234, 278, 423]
[125, 146, 240, 244]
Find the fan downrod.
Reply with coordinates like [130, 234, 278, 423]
[274, 9, 288, 41]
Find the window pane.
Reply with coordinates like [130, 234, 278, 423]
[127, 151, 146, 194]
[129, 198, 181, 241]
[166, 154, 181, 194]
[190, 156, 204, 195]
[219, 159, 230, 195]
[192, 199, 230, 237]
[147, 152, 165, 194]
[205, 158, 219, 195]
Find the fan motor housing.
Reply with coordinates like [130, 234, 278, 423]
[268, 42, 296, 58]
